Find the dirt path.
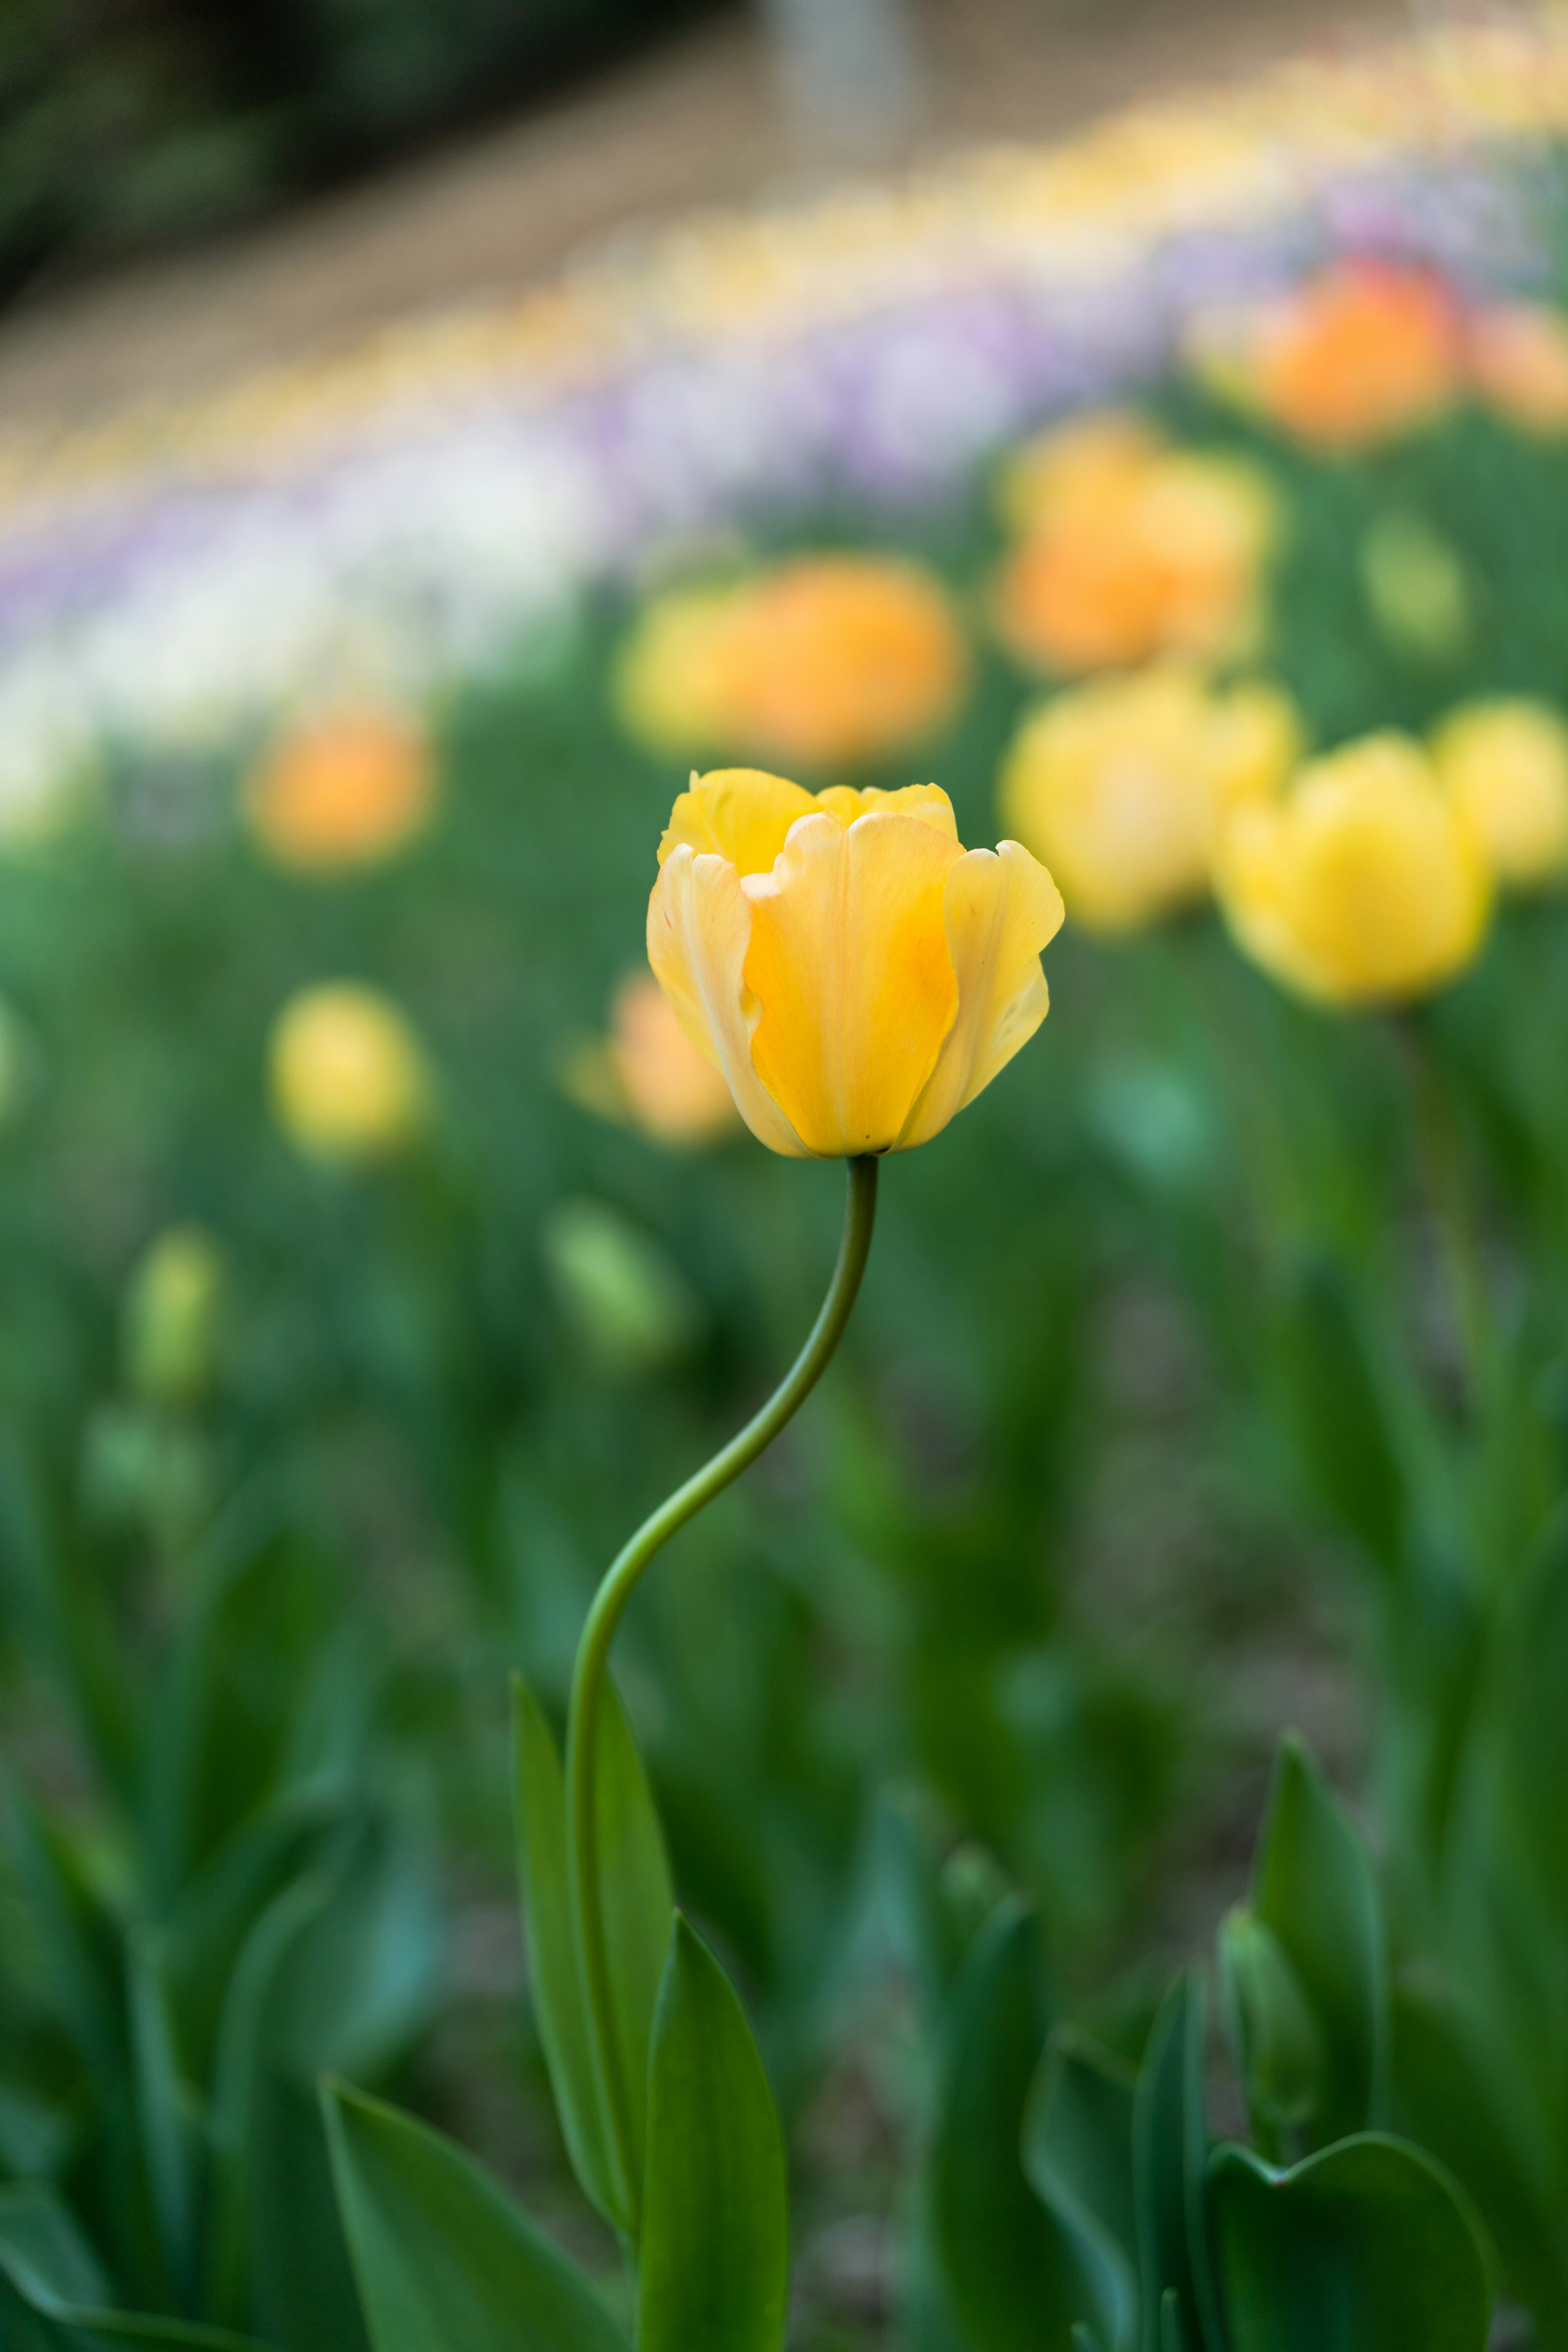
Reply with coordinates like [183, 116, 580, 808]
[0, 0, 1403, 433]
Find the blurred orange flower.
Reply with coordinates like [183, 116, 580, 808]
[1467, 303, 1568, 434]
[992, 412, 1275, 675]
[245, 708, 435, 872]
[561, 970, 739, 1148]
[1190, 261, 1463, 452]
[615, 555, 967, 768]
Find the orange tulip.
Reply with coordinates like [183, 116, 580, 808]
[245, 708, 435, 873]
[616, 556, 967, 768]
[993, 412, 1274, 675]
[1192, 261, 1462, 452]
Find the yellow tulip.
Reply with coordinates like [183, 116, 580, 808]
[561, 969, 740, 1147]
[269, 983, 429, 1162]
[1430, 697, 1568, 888]
[245, 707, 435, 872]
[646, 768, 1063, 1156]
[616, 556, 967, 768]
[1215, 733, 1492, 1007]
[998, 666, 1301, 933]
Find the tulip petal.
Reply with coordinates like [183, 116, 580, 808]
[813, 784, 959, 836]
[657, 769, 816, 878]
[647, 846, 807, 1154]
[899, 841, 1065, 1147]
[742, 811, 963, 1157]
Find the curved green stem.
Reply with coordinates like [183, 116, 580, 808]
[564, 1153, 880, 2234]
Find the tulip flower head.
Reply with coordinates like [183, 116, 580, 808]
[1189, 261, 1463, 453]
[617, 555, 967, 768]
[1216, 733, 1492, 1008]
[1431, 697, 1568, 889]
[245, 707, 436, 873]
[270, 983, 430, 1162]
[999, 665, 1302, 933]
[647, 769, 1063, 1156]
[993, 412, 1276, 675]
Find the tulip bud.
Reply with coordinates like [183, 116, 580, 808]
[269, 983, 430, 1164]
[1217, 1905, 1322, 2135]
[541, 1198, 701, 1376]
[1360, 510, 1470, 664]
[121, 1225, 226, 1407]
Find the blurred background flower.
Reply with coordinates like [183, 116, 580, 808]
[1215, 731, 1491, 1005]
[120, 1223, 227, 1408]
[268, 980, 430, 1160]
[1467, 301, 1568, 436]
[560, 968, 740, 1147]
[1431, 696, 1568, 890]
[1189, 259, 1464, 452]
[992, 414, 1278, 675]
[615, 555, 968, 769]
[999, 665, 1301, 932]
[244, 704, 437, 873]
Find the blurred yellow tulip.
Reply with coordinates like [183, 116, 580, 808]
[1216, 733, 1492, 1007]
[1431, 697, 1568, 888]
[269, 983, 429, 1162]
[993, 411, 1275, 675]
[647, 768, 1063, 1156]
[561, 970, 740, 1147]
[998, 666, 1301, 933]
[245, 707, 436, 872]
[616, 555, 967, 768]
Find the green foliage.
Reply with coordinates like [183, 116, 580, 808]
[322, 2082, 628, 2352]
[1207, 2136, 1490, 2352]
[638, 1915, 789, 2352]
[1242, 1737, 1386, 2152]
[920, 1900, 1089, 2351]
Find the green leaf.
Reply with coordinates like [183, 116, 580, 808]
[592, 1676, 675, 2214]
[928, 1896, 1088, 2352]
[1133, 1973, 1218, 2352]
[1216, 1907, 1322, 2148]
[638, 1914, 789, 2352]
[322, 2079, 628, 2352]
[1390, 1971, 1568, 2339]
[205, 1872, 333, 2327]
[510, 1673, 616, 2224]
[1023, 2026, 1139, 2352]
[1207, 2133, 1492, 2352]
[128, 1928, 200, 2307]
[1249, 1735, 1385, 2147]
[0, 2184, 262, 2349]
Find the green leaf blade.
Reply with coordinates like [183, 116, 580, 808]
[592, 1677, 675, 2203]
[927, 1896, 1088, 2352]
[1250, 1735, 1386, 2147]
[1207, 2132, 1492, 2352]
[637, 1914, 789, 2352]
[510, 1673, 617, 2225]
[322, 2079, 628, 2352]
